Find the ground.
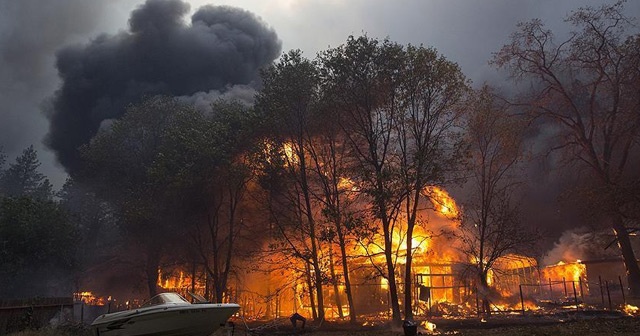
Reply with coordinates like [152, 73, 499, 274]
[7, 316, 640, 336]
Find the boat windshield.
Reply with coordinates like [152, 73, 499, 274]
[141, 293, 189, 307]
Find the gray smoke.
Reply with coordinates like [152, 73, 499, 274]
[45, 0, 281, 174]
[0, 0, 113, 186]
[178, 84, 258, 113]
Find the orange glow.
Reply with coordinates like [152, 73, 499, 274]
[283, 142, 298, 165]
[337, 177, 359, 192]
[423, 186, 459, 218]
[158, 269, 186, 289]
[380, 277, 389, 290]
[542, 260, 586, 283]
[101, 184, 570, 320]
[492, 301, 540, 313]
[74, 291, 108, 305]
[624, 304, 639, 316]
[493, 254, 538, 270]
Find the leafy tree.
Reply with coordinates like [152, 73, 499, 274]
[79, 96, 212, 297]
[306, 104, 362, 322]
[187, 100, 259, 303]
[0, 146, 5, 196]
[493, 1, 640, 296]
[0, 146, 5, 176]
[320, 36, 406, 323]
[320, 35, 469, 322]
[79, 96, 255, 301]
[0, 197, 78, 298]
[256, 50, 327, 320]
[395, 44, 468, 319]
[0, 146, 53, 200]
[58, 177, 118, 287]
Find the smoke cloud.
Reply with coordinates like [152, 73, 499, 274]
[0, 0, 114, 186]
[45, 0, 281, 174]
[541, 227, 627, 266]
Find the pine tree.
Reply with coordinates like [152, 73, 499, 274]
[0, 145, 53, 200]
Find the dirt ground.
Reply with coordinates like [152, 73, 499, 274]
[8, 315, 640, 336]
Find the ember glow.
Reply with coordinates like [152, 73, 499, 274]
[74, 291, 108, 305]
[624, 304, 639, 316]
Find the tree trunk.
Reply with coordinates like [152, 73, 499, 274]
[190, 256, 197, 298]
[612, 216, 640, 297]
[328, 247, 344, 319]
[403, 223, 415, 320]
[305, 263, 318, 320]
[383, 226, 402, 324]
[337, 225, 357, 323]
[299, 150, 325, 321]
[145, 248, 160, 298]
[215, 277, 225, 303]
[479, 272, 491, 316]
[311, 249, 325, 321]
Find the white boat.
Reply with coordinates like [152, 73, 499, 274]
[91, 293, 240, 336]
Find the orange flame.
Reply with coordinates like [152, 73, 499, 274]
[542, 260, 586, 283]
[423, 186, 459, 218]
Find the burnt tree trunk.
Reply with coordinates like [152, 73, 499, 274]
[612, 216, 640, 297]
[145, 247, 160, 298]
[480, 272, 491, 316]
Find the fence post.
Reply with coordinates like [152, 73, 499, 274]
[599, 276, 605, 307]
[549, 278, 553, 300]
[572, 281, 579, 312]
[605, 280, 612, 310]
[618, 276, 626, 305]
[579, 276, 585, 303]
[475, 286, 479, 317]
[519, 285, 525, 316]
[563, 277, 568, 297]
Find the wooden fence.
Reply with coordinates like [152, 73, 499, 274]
[0, 297, 73, 334]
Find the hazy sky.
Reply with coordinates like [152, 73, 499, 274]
[1, 0, 638, 189]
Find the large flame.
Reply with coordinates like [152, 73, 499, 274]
[97, 183, 596, 320]
[424, 186, 459, 218]
[542, 260, 586, 284]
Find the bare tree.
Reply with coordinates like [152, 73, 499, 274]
[493, 1, 640, 296]
[457, 86, 538, 315]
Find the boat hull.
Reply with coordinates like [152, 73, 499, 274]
[92, 304, 239, 336]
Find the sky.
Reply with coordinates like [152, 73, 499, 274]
[0, 0, 637, 192]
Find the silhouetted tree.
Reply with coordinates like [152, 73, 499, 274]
[79, 96, 209, 297]
[256, 50, 327, 320]
[493, 1, 640, 296]
[320, 36, 406, 323]
[395, 44, 468, 319]
[0, 146, 53, 200]
[0, 196, 78, 297]
[457, 86, 538, 315]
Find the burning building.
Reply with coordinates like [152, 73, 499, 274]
[76, 183, 638, 321]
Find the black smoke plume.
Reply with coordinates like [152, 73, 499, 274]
[45, 0, 281, 174]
